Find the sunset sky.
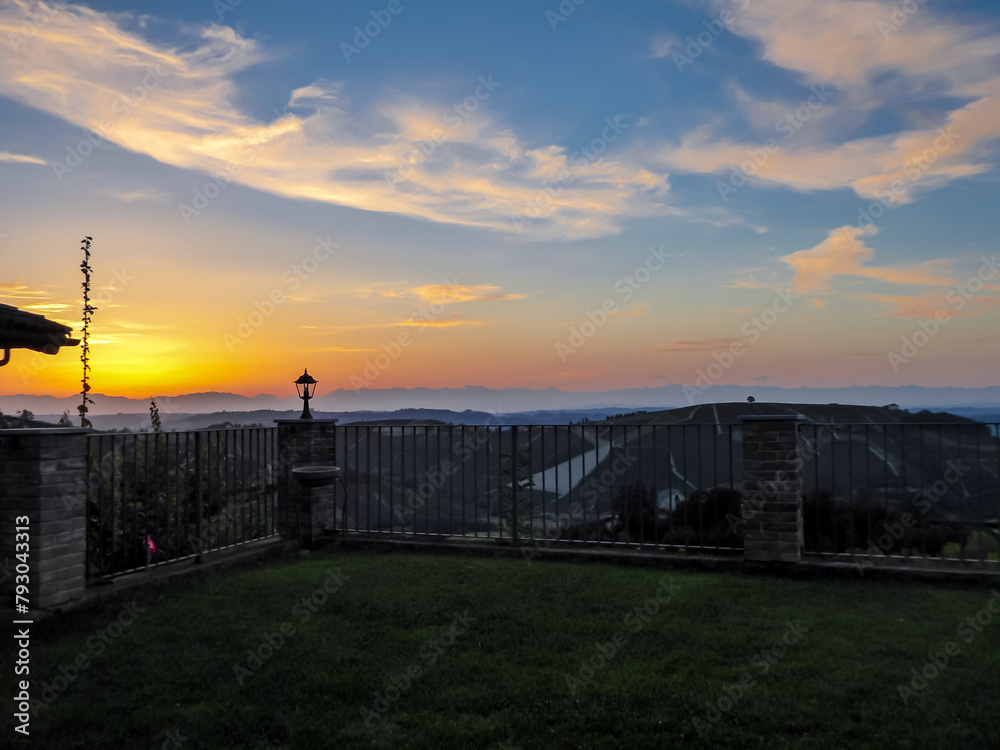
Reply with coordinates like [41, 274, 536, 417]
[1, 0, 999, 400]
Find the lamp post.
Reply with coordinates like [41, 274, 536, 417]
[294, 368, 317, 419]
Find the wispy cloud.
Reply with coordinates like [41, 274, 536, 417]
[410, 283, 525, 304]
[0, 151, 46, 165]
[104, 186, 170, 203]
[0, 281, 50, 300]
[649, 34, 679, 59]
[563, 303, 646, 327]
[394, 318, 486, 328]
[653, 338, 738, 352]
[0, 1, 671, 239]
[853, 292, 1000, 318]
[779, 226, 954, 294]
[657, 0, 1000, 205]
[353, 282, 410, 299]
[20, 302, 70, 313]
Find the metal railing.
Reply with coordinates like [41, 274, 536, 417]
[800, 421, 999, 566]
[82, 419, 999, 579]
[333, 423, 744, 552]
[86, 427, 279, 580]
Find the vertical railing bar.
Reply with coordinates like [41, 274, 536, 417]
[460, 426, 466, 538]
[709, 421, 716, 552]
[254, 429, 260, 539]
[362, 425, 367, 533]
[258, 428, 264, 538]
[919, 422, 926, 558]
[423, 426, 429, 535]
[636, 422, 643, 547]
[121, 435, 135, 573]
[203, 430, 210, 552]
[528, 425, 535, 541]
[95, 436, 102, 577]
[847, 424, 855, 553]
[238, 429, 245, 545]
[93, 435, 97, 575]
[413, 425, 431, 535]
[511, 425, 519, 544]
[394, 425, 400, 536]
[109, 434, 116, 575]
[493, 425, 499, 540]
[126, 434, 132, 572]
[434, 426, 441, 536]
[270, 427, 276, 535]
[111, 434, 117, 575]
[91, 436, 97, 577]
[153, 434, 163, 551]
[123, 434, 130, 572]
[544, 425, 550, 539]
[808, 423, 815, 556]
[831, 424, 838, 555]
[653, 424, 659, 550]
[195, 430, 204, 560]
[697, 425, 703, 549]
[473, 426, 479, 538]
[495, 425, 501, 539]
[680, 425, 687, 547]
[141, 434, 148, 568]
[87, 435, 97, 577]
[391, 426, 397, 535]
[570, 424, 577, 543]
[419, 425, 424, 535]
[169, 432, 176, 563]
[213, 430, 220, 550]
[975, 423, 983, 545]
[224, 430, 231, 548]
[865, 425, 871, 548]
[377, 427, 382, 533]
[666, 425, 673, 545]
[733, 423, 739, 552]
[244, 430, 250, 541]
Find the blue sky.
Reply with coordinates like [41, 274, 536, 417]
[0, 0, 998, 398]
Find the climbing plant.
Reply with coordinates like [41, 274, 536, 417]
[79, 236, 96, 427]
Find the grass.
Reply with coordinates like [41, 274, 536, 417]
[4, 549, 1000, 749]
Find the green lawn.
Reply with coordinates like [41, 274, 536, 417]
[4, 549, 1000, 749]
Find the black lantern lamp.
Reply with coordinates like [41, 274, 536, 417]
[294, 368, 318, 419]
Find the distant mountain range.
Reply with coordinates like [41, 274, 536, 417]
[3, 382, 1000, 421]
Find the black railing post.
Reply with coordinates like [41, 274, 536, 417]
[511, 425, 519, 544]
[195, 430, 204, 562]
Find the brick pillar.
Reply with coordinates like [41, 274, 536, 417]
[0, 428, 89, 613]
[274, 419, 338, 545]
[740, 416, 803, 563]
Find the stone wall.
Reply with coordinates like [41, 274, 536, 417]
[0, 429, 89, 612]
[275, 419, 339, 545]
[740, 416, 804, 563]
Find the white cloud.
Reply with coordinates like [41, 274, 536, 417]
[104, 186, 169, 202]
[0, 1, 671, 239]
[659, 0, 1000, 205]
[649, 34, 679, 59]
[779, 225, 955, 294]
[0, 151, 46, 165]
